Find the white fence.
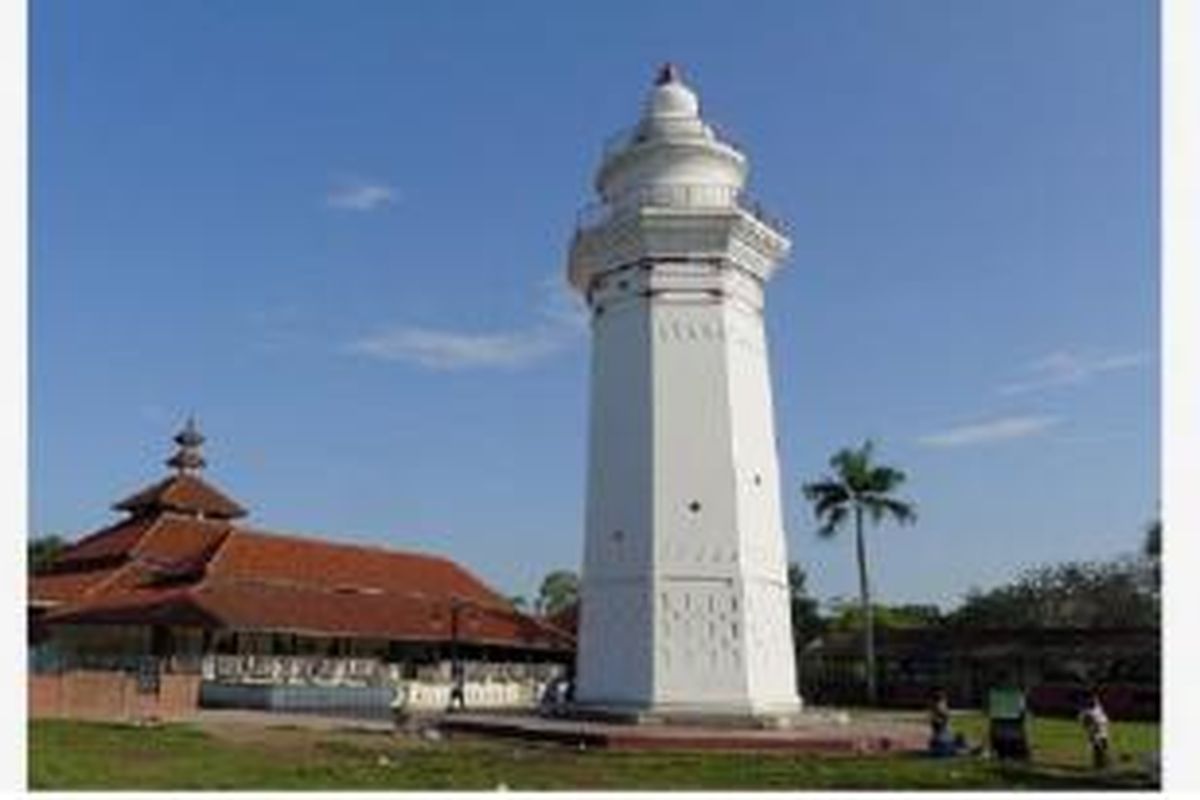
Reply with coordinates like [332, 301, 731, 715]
[396, 680, 545, 711]
[199, 654, 559, 712]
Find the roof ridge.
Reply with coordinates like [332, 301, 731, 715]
[129, 510, 228, 556]
[57, 514, 157, 561]
[72, 512, 173, 604]
[198, 520, 239, 579]
[74, 552, 151, 605]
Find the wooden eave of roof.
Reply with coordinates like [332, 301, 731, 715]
[47, 577, 573, 651]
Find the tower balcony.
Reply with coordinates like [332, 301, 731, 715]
[574, 182, 789, 237]
[568, 182, 791, 294]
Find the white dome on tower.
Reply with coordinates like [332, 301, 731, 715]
[644, 64, 700, 119]
[596, 63, 747, 204]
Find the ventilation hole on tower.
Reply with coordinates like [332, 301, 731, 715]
[688, 501, 701, 513]
[753, 474, 762, 486]
[617, 280, 629, 290]
[612, 529, 624, 543]
[595, 304, 606, 316]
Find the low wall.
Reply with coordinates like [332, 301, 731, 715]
[200, 683, 396, 720]
[29, 671, 201, 722]
[199, 680, 545, 719]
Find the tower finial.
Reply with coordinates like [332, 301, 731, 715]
[166, 416, 207, 474]
[655, 62, 682, 86]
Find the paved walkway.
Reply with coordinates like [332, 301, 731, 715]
[440, 711, 928, 753]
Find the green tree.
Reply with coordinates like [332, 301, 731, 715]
[536, 570, 580, 616]
[802, 440, 916, 704]
[827, 600, 942, 632]
[949, 556, 1159, 630]
[28, 535, 67, 574]
[787, 563, 825, 648]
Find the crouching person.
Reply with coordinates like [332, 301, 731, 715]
[928, 689, 955, 757]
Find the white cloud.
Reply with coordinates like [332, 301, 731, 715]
[917, 415, 1061, 448]
[347, 326, 565, 370]
[999, 349, 1148, 395]
[326, 176, 396, 211]
[348, 275, 588, 371]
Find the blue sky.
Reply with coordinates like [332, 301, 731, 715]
[30, 0, 1158, 609]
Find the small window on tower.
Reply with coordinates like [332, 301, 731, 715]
[688, 501, 701, 513]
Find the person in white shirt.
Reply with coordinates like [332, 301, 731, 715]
[1078, 691, 1111, 769]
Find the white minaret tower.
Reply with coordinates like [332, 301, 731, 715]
[567, 65, 801, 721]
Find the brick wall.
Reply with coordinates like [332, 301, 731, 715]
[29, 671, 200, 722]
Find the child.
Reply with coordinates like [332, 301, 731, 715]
[1079, 691, 1111, 769]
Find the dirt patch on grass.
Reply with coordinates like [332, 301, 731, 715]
[196, 715, 405, 760]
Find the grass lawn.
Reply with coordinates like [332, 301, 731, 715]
[28, 713, 1159, 791]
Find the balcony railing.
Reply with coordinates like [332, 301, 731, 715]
[575, 183, 789, 236]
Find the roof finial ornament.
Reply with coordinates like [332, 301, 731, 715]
[655, 62, 682, 86]
[166, 416, 207, 474]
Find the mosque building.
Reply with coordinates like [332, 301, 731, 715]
[29, 420, 572, 717]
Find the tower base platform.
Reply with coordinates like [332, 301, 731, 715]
[435, 709, 927, 754]
[555, 701, 806, 730]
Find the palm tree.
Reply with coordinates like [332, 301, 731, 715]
[802, 440, 916, 705]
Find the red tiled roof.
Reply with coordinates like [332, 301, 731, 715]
[112, 473, 247, 520]
[31, 514, 234, 606]
[187, 579, 567, 647]
[29, 567, 125, 606]
[46, 588, 224, 628]
[36, 513, 572, 652]
[51, 515, 161, 568]
[136, 515, 233, 567]
[209, 529, 510, 609]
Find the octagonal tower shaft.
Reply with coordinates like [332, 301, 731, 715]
[567, 67, 801, 717]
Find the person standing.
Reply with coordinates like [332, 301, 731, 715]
[987, 683, 1030, 761]
[1079, 691, 1111, 769]
[448, 661, 466, 712]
